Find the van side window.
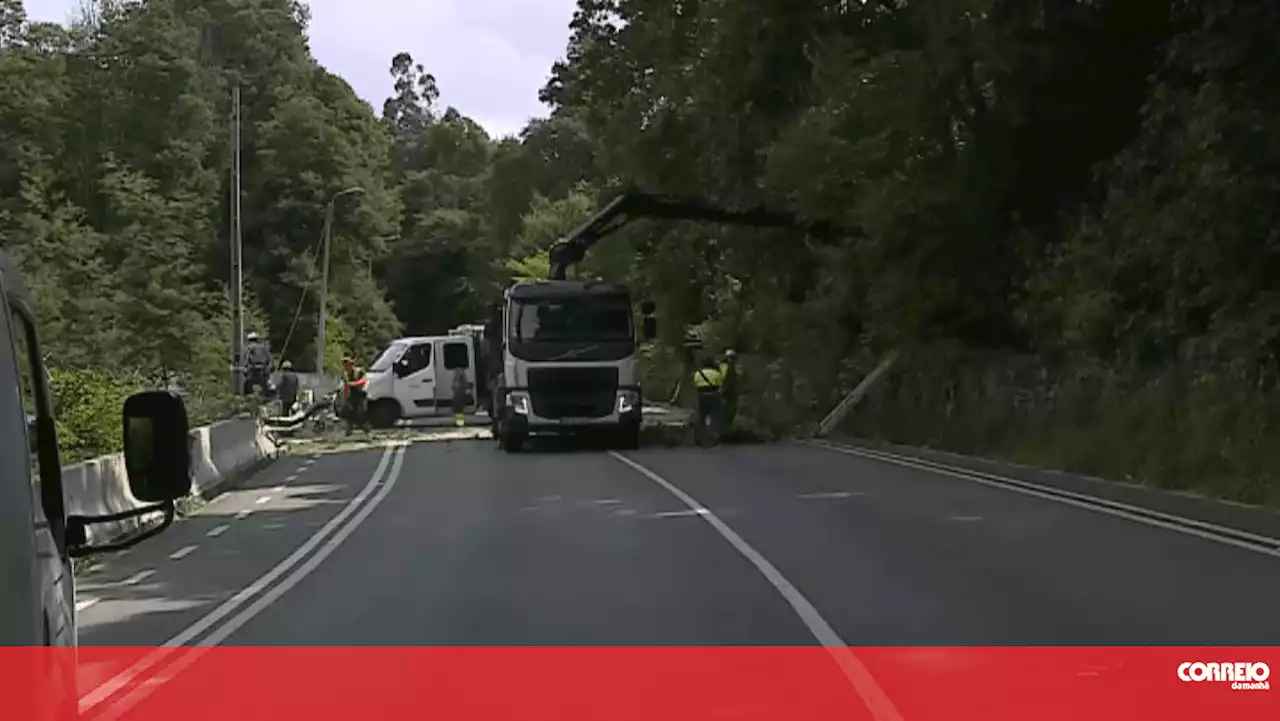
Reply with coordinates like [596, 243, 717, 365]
[443, 342, 469, 370]
[401, 343, 431, 374]
[9, 308, 40, 479]
[8, 304, 62, 539]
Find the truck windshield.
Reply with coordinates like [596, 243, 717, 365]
[512, 296, 633, 343]
[369, 342, 406, 372]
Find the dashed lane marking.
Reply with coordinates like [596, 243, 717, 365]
[120, 569, 155, 586]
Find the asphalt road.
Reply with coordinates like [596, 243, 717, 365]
[73, 435, 1280, 652]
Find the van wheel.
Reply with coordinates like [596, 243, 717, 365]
[500, 430, 525, 453]
[368, 400, 400, 429]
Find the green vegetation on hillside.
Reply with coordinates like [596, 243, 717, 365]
[4, 0, 1279, 504]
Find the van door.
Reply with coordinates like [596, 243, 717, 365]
[435, 338, 474, 411]
[393, 341, 436, 417]
[0, 294, 41, 646]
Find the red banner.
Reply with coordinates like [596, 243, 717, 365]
[4, 647, 1276, 721]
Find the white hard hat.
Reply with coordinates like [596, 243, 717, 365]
[246, 331, 259, 341]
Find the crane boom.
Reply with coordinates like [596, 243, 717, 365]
[546, 190, 833, 280]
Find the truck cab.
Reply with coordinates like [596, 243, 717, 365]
[363, 334, 479, 428]
[489, 280, 656, 452]
[1, 250, 192, 719]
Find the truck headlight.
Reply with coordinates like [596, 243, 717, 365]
[616, 390, 638, 415]
[507, 391, 530, 415]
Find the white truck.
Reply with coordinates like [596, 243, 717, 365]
[1, 249, 193, 719]
[484, 189, 825, 453]
[362, 333, 481, 428]
[487, 280, 655, 452]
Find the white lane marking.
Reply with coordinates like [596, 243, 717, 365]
[76, 597, 99, 612]
[204, 446, 407, 644]
[255, 495, 272, 505]
[93, 445, 411, 721]
[120, 569, 155, 587]
[169, 545, 198, 560]
[806, 440, 1280, 560]
[285, 473, 300, 482]
[651, 509, 708, 518]
[948, 515, 982, 522]
[81, 445, 397, 716]
[206, 524, 231, 538]
[609, 452, 903, 721]
[797, 491, 855, 500]
[273, 484, 286, 492]
[234, 509, 253, 520]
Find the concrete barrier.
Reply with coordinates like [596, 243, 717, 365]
[62, 418, 277, 545]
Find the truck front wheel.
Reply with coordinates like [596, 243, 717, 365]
[615, 426, 641, 450]
[500, 429, 525, 453]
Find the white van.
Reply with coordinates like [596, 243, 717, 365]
[363, 334, 478, 428]
[1, 250, 191, 719]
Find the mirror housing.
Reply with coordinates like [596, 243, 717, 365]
[123, 390, 192, 503]
[642, 317, 657, 342]
[639, 300, 657, 341]
[67, 391, 192, 557]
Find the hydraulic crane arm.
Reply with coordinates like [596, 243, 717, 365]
[546, 189, 835, 280]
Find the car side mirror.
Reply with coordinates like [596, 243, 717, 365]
[123, 390, 192, 503]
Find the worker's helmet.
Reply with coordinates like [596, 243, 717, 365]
[246, 331, 259, 341]
[281, 360, 293, 370]
[725, 349, 737, 359]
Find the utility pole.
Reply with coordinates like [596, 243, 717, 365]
[315, 186, 363, 376]
[229, 84, 245, 395]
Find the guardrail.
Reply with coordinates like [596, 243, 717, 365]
[62, 417, 278, 545]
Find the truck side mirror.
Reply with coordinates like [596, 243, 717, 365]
[123, 391, 192, 503]
[642, 316, 657, 341]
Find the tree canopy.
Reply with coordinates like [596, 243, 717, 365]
[4, 0, 1279, 500]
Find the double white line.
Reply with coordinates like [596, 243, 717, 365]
[80, 442, 410, 720]
[805, 439, 1280, 559]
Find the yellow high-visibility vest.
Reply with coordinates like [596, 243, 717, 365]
[692, 365, 725, 389]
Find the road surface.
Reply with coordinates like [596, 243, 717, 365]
[74, 436, 1280, 651]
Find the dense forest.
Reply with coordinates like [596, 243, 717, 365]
[2, 0, 1278, 503]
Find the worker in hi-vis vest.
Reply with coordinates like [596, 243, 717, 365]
[451, 370, 472, 428]
[341, 356, 369, 435]
[691, 355, 730, 445]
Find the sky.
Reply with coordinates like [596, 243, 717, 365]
[23, 0, 579, 138]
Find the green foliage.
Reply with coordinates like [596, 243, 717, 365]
[48, 367, 141, 464]
[9, 0, 1280, 509]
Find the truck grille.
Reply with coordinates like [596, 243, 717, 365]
[527, 366, 619, 419]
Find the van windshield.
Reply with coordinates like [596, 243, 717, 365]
[369, 342, 406, 372]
